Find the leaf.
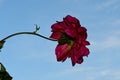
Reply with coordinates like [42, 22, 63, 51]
[0, 40, 5, 49]
[36, 25, 40, 30]
[0, 63, 12, 80]
[0, 63, 6, 72]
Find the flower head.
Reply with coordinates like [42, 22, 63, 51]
[50, 15, 90, 66]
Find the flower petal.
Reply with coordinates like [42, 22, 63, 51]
[78, 46, 90, 56]
[51, 22, 66, 32]
[50, 32, 62, 40]
[64, 15, 81, 28]
[55, 44, 70, 62]
[77, 57, 83, 64]
[71, 53, 77, 66]
[65, 28, 77, 38]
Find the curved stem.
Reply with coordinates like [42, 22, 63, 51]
[1, 32, 57, 41]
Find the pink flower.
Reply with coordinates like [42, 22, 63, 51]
[50, 15, 90, 66]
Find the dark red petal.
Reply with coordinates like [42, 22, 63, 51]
[78, 27, 88, 40]
[71, 55, 77, 66]
[65, 28, 77, 38]
[77, 57, 83, 64]
[80, 46, 90, 56]
[83, 41, 90, 45]
[64, 15, 80, 26]
[78, 26, 87, 32]
[50, 32, 62, 40]
[55, 44, 70, 62]
[51, 22, 67, 33]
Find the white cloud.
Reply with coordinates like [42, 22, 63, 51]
[101, 19, 120, 27]
[99, 69, 120, 80]
[111, 19, 120, 26]
[56, 67, 90, 76]
[75, 67, 120, 80]
[91, 35, 120, 51]
[44, 66, 120, 80]
[42, 66, 92, 80]
[101, 36, 120, 48]
[95, 0, 119, 10]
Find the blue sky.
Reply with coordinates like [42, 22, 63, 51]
[0, 0, 120, 80]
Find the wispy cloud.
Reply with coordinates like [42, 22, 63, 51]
[43, 66, 120, 80]
[65, 67, 120, 80]
[100, 36, 120, 48]
[100, 69, 120, 79]
[91, 24, 120, 50]
[95, 0, 120, 10]
[42, 66, 92, 80]
[91, 34, 120, 51]
[111, 19, 120, 26]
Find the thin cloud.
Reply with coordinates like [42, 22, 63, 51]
[42, 66, 93, 80]
[98, 69, 120, 80]
[101, 36, 120, 48]
[44, 66, 120, 80]
[95, 0, 119, 10]
[92, 35, 120, 51]
[111, 19, 120, 26]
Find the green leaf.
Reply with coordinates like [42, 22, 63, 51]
[35, 25, 40, 30]
[0, 40, 5, 49]
[0, 63, 12, 80]
[0, 63, 6, 72]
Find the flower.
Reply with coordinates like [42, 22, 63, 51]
[50, 15, 90, 66]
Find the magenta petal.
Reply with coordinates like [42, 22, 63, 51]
[78, 26, 87, 33]
[64, 15, 80, 26]
[50, 32, 62, 40]
[77, 57, 83, 64]
[65, 29, 77, 38]
[55, 44, 69, 62]
[80, 46, 90, 56]
[83, 41, 90, 45]
[71, 55, 77, 66]
[51, 23, 65, 32]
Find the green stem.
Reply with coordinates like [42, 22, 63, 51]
[1, 32, 57, 41]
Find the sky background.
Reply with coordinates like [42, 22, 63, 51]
[0, 0, 120, 80]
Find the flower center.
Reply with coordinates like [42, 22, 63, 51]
[58, 33, 75, 45]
